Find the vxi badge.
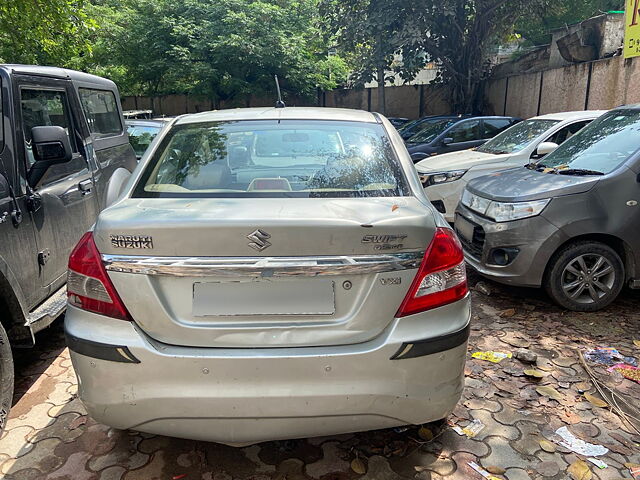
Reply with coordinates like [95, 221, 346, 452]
[361, 234, 407, 251]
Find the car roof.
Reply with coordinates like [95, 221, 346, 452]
[175, 107, 378, 125]
[531, 110, 608, 121]
[0, 64, 116, 89]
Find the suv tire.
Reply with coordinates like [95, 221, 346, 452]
[0, 322, 13, 434]
[545, 241, 624, 312]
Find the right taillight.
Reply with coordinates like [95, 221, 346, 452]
[396, 227, 468, 317]
[67, 232, 132, 321]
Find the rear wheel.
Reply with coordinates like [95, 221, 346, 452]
[0, 321, 13, 434]
[545, 241, 624, 312]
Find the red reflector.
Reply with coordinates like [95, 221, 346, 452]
[396, 228, 468, 317]
[67, 232, 132, 321]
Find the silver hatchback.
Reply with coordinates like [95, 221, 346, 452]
[65, 107, 470, 444]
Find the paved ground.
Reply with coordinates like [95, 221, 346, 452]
[1, 272, 640, 480]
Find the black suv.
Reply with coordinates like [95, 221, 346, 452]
[406, 116, 521, 162]
[0, 65, 137, 431]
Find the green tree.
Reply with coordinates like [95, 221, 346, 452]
[319, 0, 427, 114]
[82, 0, 346, 103]
[0, 0, 96, 65]
[516, 0, 624, 46]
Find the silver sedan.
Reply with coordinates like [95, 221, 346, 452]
[65, 107, 471, 445]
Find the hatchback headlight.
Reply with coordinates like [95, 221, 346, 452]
[461, 189, 550, 222]
[419, 170, 468, 187]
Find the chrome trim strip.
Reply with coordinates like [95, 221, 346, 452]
[102, 251, 424, 277]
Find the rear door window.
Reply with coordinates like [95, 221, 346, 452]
[482, 119, 512, 139]
[79, 89, 122, 137]
[134, 120, 409, 198]
[447, 120, 482, 143]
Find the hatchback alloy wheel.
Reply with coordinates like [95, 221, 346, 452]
[545, 241, 624, 312]
[561, 254, 615, 304]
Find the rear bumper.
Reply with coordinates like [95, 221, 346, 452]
[65, 299, 470, 445]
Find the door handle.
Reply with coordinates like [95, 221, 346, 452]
[79, 179, 93, 194]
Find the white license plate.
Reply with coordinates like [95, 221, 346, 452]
[192, 280, 335, 316]
[456, 215, 474, 242]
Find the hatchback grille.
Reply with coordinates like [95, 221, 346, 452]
[456, 220, 485, 260]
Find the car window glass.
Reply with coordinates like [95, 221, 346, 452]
[545, 120, 592, 145]
[20, 88, 77, 168]
[79, 89, 122, 137]
[541, 111, 640, 174]
[134, 120, 409, 198]
[448, 119, 481, 143]
[406, 119, 457, 144]
[477, 119, 559, 154]
[482, 119, 512, 139]
[127, 124, 162, 157]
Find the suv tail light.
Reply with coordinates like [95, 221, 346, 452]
[396, 227, 468, 317]
[67, 232, 131, 321]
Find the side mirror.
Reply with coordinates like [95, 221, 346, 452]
[442, 137, 454, 146]
[535, 141, 559, 157]
[28, 126, 73, 187]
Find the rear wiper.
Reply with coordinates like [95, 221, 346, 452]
[555, 168, 604, 176]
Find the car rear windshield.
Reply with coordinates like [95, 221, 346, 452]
[541, 110, 640, 174]
[406, 119, 457, 144]
[133, 119, 409, 198]
[477, 119, 559, 154]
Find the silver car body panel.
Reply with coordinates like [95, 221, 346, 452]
[68, 107, 467, 443]
[66, 295, 470, 444]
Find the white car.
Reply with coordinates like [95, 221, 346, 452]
[415, 111, 606, 223]
[65, 107, 471, 445]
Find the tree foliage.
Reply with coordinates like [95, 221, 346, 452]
[0, 0, 96, 65]
[516, 0, 624, 46]
[81, 0, 347, 102]
[321, 0, 553, 113]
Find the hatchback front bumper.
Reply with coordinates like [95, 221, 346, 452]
[66, 299, 470, 445]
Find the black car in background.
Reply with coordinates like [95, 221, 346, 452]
[126, 119, 168, 159]
[387, 117, 409, 128]
[397, 114, 470, 140]
[406, 116, 521, 162]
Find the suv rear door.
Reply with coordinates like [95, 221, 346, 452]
[14, 75, 99, 290]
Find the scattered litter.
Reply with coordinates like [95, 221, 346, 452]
[513, 348, 537, 364]
[629, 464, 640, 480]
[607, 363, 640, 384]
[587, 458, 607, 469]
[554, 426, 609, 456]
[485, 466, 506, 475]
[474, 282, 492, 295]
[634, 340, 640, 348]
[451, 419, 485, 438]
[523, 369, 545, 379]
[468, 461, 501, 480]
[472, 351, 512, 363]
[584, 347, 637, 367]
[393, 426, 410, 433]
[499, 308, 516, 318]
[539, 439, 556, 453]
[173, 475, 187, 480]
[351, 457, 366, 474]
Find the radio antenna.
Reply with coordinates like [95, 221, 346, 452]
[274, 75, 286, 108]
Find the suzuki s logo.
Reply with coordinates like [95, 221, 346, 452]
[247, 229, 272, 251]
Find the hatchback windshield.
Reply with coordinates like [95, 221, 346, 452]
[406, 119, 457, 144]
[540, 110, 640, 174]
[134, 120, 408, 198]
[477, 119, 559, 154]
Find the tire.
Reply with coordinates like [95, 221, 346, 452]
[544, 241, 624, 312]
[0, 322, 13, 434]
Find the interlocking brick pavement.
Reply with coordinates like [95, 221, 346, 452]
[1, 272, 639, 480]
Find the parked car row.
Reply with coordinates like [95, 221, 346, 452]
[406, 106, 640, 313]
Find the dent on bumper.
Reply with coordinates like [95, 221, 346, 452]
[65, 300, 470, 444]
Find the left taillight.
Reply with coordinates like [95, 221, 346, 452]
[67, 232, 132, 321]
